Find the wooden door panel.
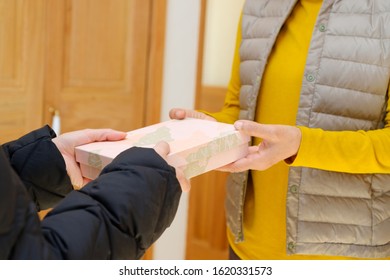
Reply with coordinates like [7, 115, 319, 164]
[44, 0, 152, 132]
[0, 0, 44, 143]
[186, 170, 229, 259]
[65, 0, 128, 83]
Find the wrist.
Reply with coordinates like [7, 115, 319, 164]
[285, 126, 302, 165]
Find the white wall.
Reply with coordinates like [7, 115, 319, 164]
[159, 0, 200, 122]
[153, 0, 201, 260]
[154, 0, 244, 259]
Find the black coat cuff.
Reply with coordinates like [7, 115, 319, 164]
[1, 125, 72, 210]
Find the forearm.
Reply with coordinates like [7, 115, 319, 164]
[292, 126, 390, 173]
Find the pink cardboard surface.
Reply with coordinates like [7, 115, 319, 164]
[75, 118, 250, 180]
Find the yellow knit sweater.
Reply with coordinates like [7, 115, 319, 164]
[206, 0, 390, 259]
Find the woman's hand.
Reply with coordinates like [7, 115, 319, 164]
[219, 120, 302, 172]
[52, 129, 127, 189]
[153, 141, 191, 192]
[169, 108, 216, 122]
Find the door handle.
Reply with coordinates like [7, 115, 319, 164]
[49, 107, 61, 135]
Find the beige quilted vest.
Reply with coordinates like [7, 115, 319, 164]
[226, 0, 390, 258]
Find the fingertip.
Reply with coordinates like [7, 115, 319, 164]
[180, 179, 191, 192]
[154, 141, 170, 157]
[169, 108, 184, 120]
[168, 108, 176, 119]
[234, 121, 243, 130]
[176, 110, 185, 119]
[174, 109, 186, 119]
[155, 140, 170, 149]
[110, 131, 127, 140]
[87, 129, 127, 142]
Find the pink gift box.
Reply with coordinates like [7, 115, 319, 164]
[75, 118, 250, 180]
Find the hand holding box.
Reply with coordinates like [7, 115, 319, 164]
[75, 118, 250, 180]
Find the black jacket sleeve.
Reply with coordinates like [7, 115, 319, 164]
[0, 145, 182, 260]
[1, 125, 73, 210]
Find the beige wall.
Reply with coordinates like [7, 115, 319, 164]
[202, 0, 245, 87]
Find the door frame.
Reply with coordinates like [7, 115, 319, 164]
[144, 0, 167, 126]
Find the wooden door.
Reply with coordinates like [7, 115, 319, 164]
[0, 0, 45, 143]
[0, 0, 163, 144]
[43, 0, 157, 132]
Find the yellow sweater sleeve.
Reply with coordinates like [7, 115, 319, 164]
[292, 101, 390, 173]
[200, 15, 242, 124]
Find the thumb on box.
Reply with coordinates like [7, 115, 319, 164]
[153, 141, 191, 192]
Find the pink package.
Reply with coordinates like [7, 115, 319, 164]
[75, 118, 250, 180]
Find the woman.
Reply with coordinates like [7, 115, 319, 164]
[170, 0, 390, 259]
